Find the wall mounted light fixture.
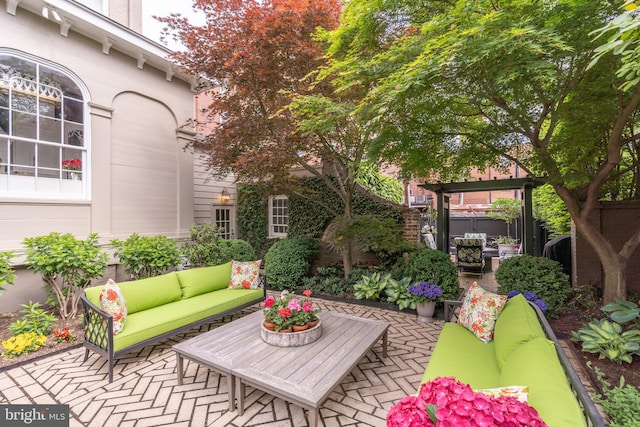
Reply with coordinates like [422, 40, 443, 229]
[220, 188, 230, 203]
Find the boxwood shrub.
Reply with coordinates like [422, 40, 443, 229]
[264, 237, 320, 290]
[403, 248, 460, 300]
[495, 255, 570, 318]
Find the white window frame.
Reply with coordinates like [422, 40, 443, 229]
[0, 50, 90, 201]
[212, 204, 236, 239]
[268, 195, 288, 238]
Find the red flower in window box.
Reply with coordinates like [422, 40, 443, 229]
[62, 158, 82, 171]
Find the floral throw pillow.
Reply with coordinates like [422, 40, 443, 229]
[99, 279, 127, 335]
[476, 385, 529, 403]
[458, 282, 507, 343]
[229, 260, 262, 289]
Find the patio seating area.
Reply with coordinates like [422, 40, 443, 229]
[0, 270, 597, 426]
[0, 295, 440, 426]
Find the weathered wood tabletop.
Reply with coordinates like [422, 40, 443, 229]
[173, 309, 389, 426]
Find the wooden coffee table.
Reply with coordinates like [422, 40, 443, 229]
[173, 309, 389, 426]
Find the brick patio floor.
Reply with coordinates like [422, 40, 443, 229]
[0, 295, 443, 427]
[2, 266, 594, 427]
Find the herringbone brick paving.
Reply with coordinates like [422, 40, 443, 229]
[0, 296, 442, 426]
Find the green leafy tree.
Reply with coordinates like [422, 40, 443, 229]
[533, 184, 571, 237]
[486, 198, 521, 242]
[23, 233, 108, 320]
[323, 0, 640, 302]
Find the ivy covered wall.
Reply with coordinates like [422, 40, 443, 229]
[236, 176, 406, 258]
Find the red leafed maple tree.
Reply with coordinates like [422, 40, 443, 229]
[159, 0, 381, 275]
[158, 0, 342, 184]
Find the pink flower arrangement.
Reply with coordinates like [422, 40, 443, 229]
[387, 377, 547, 427]
[263, 290, 320, 331]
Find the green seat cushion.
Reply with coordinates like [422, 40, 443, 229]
[493, 294, 546, 369]
[113, 288, 263, 351]
[499, 337, 586, 427]
[421, 322, 500, 390]
[85, 273, 182, 314]
[175, 262, 233, 298]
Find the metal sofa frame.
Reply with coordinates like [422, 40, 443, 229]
[81, 276, 267, 383]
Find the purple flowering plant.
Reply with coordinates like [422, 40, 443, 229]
[507, 290, 548, 312]
[408, 282, 443, 303]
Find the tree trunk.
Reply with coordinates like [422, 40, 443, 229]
[571, 213, 630, 302]
[342, 241, 353, 278]
[342, 190, 354, 279]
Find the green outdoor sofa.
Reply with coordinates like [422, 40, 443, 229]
[81, 262, 266, 382]
[421, 293, 605, 427]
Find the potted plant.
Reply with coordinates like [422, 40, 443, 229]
[408, 282, 442, 323]
[487, 198, 521, 254]
[263, 290, 321, 332]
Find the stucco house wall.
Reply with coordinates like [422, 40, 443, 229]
[0, 0, 198, 311]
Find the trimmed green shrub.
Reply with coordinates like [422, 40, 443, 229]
[182, 223, 256, 266]
[495, 255, 570, 318]
[403, 248, 460, 300]
[264, 237, 320, 290]
[323, 215, 405, 257]
[216, 239, 257, 264]
[110, 234, 182, 280]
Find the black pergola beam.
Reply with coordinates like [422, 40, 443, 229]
[420, 177, 544, 193]
[419, 177, 545, 256]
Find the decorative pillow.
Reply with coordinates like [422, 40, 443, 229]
[458, 282, 507, 343]
[476, 385, 529, 403]
[99, 279, 127, 335]
[229, 260, 262, 289]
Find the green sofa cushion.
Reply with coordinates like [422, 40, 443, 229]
[176, 263, 233, 298]
[421, 322, 500, 390]
[113, 288, 263, 351]
[493, 294, 546, 369]
[85, 273, 182, 314]
[499, 337, 586, 427]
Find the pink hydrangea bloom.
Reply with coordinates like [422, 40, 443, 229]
[386, 396, 433, 427]
[388, 377, 547, 427]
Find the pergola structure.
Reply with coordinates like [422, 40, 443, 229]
[420, 177, 545, 255]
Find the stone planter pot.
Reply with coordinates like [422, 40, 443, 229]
[260, 320, 322, 347]
[416, 301, 436, 323]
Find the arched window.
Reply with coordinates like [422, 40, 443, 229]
[0, 51, 88, 200]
